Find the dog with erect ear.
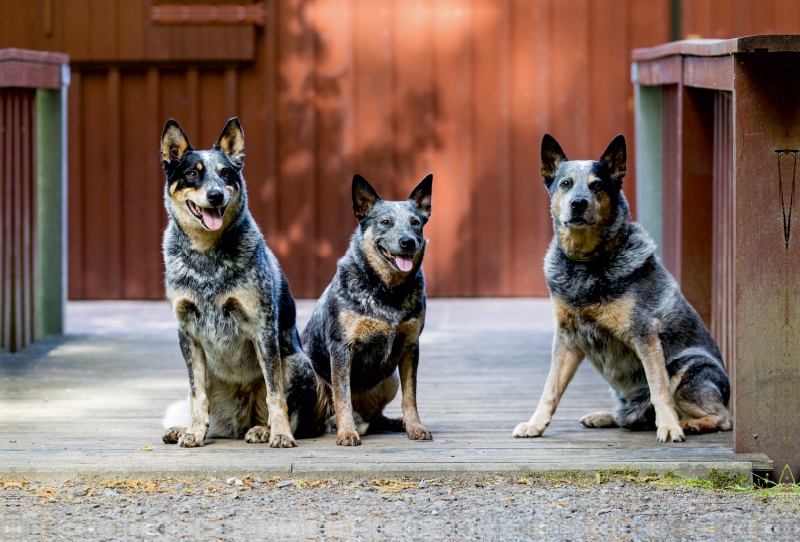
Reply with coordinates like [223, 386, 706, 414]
[512, 134, 731, 443]
[159, 117, 317, 448]
[302, 173, 434, 446]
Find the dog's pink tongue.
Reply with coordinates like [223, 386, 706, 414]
[202, 207, 224, 231]
[396, 256, 413, 272]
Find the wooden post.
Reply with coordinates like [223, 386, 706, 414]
[633, 35, 800, 481]
[0, 49, 69, 349]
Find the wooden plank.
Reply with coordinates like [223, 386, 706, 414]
[276, 0, 317, 298]
[0, 299, 768, 479]
[633, 57, 682, 87]
[683, 55, 734, 91]
[1, 91, 9, 348]
[81, 71, 122, 299]
[118, 0, 147, 61]
[353, 0, 395, 197]
[430, 0, 474, 296]
[551, 0, 590, 158]
[89, 0, 118, 61]
[198, 69, 227, 146]
[121, 70, 162, 300]
[242, 0, 279, 248]
[21, 90, 32, 346]
[11, 90, 22, 350]
[314, 0, 354, 290]
[590, 0, 632, 214]
[67, 72, 84, 300]
[510, 0, 551, 297]
[732, 52, 800, 481]
[773, 0, 800, 34]
[472, 0, 511, 296]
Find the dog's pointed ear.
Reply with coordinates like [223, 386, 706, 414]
[214, 117, 245, 169]
[160, 119, 193, 171]
[541, 134, 567, 189]
[408, 173, 432, 223]
[599, 134, 626, 184]
[352, 174, 381, 220]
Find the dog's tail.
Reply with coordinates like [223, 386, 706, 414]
[161, 394, 190, 429]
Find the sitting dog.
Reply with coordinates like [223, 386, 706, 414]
[302, 174, 434, 446]
[159, 118, 316, 448]
[513, 134, 731, 443]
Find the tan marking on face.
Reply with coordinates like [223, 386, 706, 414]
[169, 186, 242, 252]
[195, 162, 202, 170]
[339, 310, 392, 345]
[363, 227, 413, 287]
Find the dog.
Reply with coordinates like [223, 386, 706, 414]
[158, 117, 316, 448]
[512, 134, 731, 443]
[302, 174, 434, 446]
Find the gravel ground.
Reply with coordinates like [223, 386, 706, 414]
[2, 474, 799, 541]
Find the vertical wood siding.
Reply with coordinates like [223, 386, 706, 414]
[4, 1, 792, 299]
[0, 89, 37, 351]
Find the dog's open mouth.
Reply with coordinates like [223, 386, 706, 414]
[379, 246, 414, 272]
[187, 201, 226, 231]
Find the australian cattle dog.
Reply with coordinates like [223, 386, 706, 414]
[302, 174, 434, 446]
[513, 134, 731, 443]
[159, 118, 316, 448]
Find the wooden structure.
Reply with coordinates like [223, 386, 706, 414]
[0, 1, 798, 300]
[0, 49, 69, 352]
[632, 35, 800, 481]
[1, 299, 771, 481]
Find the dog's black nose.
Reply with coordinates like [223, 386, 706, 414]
[399, 237, 416, 252]
[207, 189, 224, 206]
[570, 198, 588, 212]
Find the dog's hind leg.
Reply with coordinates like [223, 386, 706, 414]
[672, 363, 731, 434]
[580, 411, 618, 428]
[162, 394, 190, 443]
[354, 371, 404, 433]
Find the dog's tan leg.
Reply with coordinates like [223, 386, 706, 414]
[398, 342, 432, 441]
[580, 411, 618, 428]
[331, 353, 361, 446]
[513, 335, 583, 438]
[177, 329, 209, 448]
[632, 335, 685, 442]
[254, 336, 296, 448]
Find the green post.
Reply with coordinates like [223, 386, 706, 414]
[35, 79, 68, 337]
[633, 83, 663, 257]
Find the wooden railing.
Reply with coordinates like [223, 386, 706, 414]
[632, 35, 800, 482]
[0, 49, 69, 352]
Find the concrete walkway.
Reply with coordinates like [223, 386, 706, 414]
[0, 299, 769, 483]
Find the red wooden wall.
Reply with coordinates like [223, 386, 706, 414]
[2, 1, 795, 299]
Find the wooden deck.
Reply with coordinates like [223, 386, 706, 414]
[0, 299, 770, 482]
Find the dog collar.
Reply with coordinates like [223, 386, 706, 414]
[562, 228, 629, 263]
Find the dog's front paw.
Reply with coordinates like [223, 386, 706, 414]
[406, 423, 432, 441]
[163, 426, 185, 444]
[512, 421, 547, 438]
[336, 428, 361, 446]
[657, 423, 685, 443]
[245, 426, 271, 444]
[268, 433, 297, 448]
[178, 430, 205, 448]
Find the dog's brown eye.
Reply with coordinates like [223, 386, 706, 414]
[221, 168, 229, 179]
[187, 170, 198, 179]
[590, 182, 602, 193]
[560, 179, 571, 189]
[411, 219, 421, 227]
[380, 219, 391, 226]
